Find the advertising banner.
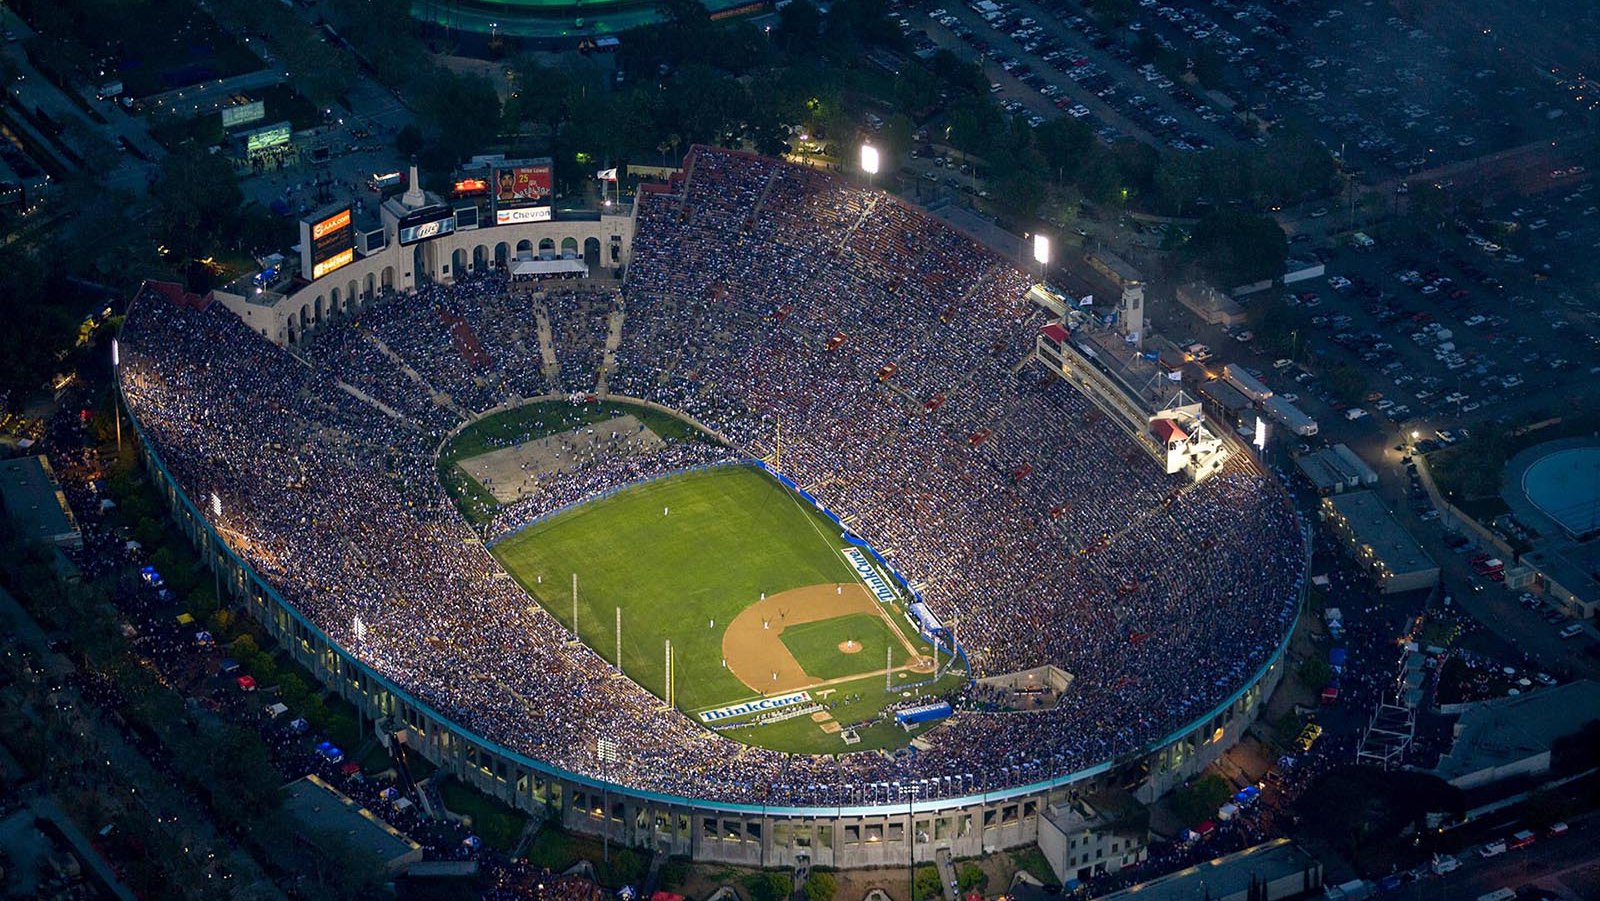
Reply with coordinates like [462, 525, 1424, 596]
[699, 691, 812, 723]
[494, 206, 553, 225]
[491, 160, 553, 225]
[221, 99, 266, 129]
[397, 206, 456, 246]
[310, 208, 354, 279]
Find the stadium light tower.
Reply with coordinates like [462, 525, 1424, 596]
[1032, 233, 1051, 279]
[110, 339, 121, 452]
[861, 143, 880, 188]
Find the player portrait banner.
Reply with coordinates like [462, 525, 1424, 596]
[841, 547, 898, 604]
[699, 691, 812, 723]
[492, 161, 553, 225]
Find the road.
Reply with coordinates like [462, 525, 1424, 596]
[1401, 817, 1600, 900]
[0, 585, 284, 898]
[0, 6, 164, 190]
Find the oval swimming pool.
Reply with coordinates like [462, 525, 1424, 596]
[1523, 446, 1600, 538]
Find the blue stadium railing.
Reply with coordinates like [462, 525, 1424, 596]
[120, 381, 1302, 818]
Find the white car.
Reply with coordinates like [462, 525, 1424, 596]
[1345, 408, 1367, 420]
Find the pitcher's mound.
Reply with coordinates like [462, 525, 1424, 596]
[838, 639, 863, 654]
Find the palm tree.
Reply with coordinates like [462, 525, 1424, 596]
[658, 141, 670, 167]
[668, 133, 682, 164]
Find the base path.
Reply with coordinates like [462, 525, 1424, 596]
[721, 583, 930, 695]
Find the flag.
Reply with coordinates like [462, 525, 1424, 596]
[1167, 370, 1182, 381]
[1079, 294, 1094, 306]
[597, 168, 619, 181]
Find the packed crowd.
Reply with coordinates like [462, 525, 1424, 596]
[117, 145, 1304, 807]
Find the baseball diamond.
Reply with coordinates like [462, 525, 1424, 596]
[115, 144, 1305, 870]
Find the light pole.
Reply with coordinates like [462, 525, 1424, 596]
[111, 339, 122, 453]
[1032, 232, 1052, 282]
[860, 143, 880, 190]
[597, 737, 620, 865]
[210, 492, 223, 601]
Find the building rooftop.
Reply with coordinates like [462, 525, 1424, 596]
[1327, 490, 1436, 577]
[1430, 680, 1600, 785]
[1094, 839, 1320, 901]
[0, 456, 80, 548]
[1297, 444, 1378, 493]
[280, 775, 423, 872]
[1196, 378, 1251, 413]
[1086, 249, 1143, 286]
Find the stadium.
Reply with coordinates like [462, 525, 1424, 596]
[116, 146, 1305, 871]
[410, 0, 760, 40]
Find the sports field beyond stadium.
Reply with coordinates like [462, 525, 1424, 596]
[488, 461, 961, 753]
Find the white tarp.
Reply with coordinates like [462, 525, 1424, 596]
[510, 256, 588, 277]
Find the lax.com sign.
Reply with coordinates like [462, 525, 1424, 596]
[842, 547, 899, 604]
[700, 691, 812, 723]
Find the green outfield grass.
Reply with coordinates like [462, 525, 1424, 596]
[718, 669, 969, 754]
[778, 613, 910, 682]
[492, 465, 871, 712]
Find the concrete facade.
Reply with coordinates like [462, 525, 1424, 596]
[122, 332, 1297, 872]
[213, 212, 637, 348]
[1038, 794, 1149, 884]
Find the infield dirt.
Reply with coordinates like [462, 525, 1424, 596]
[721, 583, 930, 694]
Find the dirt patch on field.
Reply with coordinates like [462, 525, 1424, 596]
[456, 414, 663, 502]
[838, 639, 862, 654]
[720, 584, 920, 695]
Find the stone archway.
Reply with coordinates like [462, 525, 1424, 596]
[496, 242, 511, 268]
[381, 266, 395, 290]
[538, 237, 555, 255]
[516, 239, 533, 256]
[560, 236, 579, 258]
[364, 272, 376, 302]
[584, 237, 601, 268]
[474, 244, 488, 271]
[452, 247, 468, 274]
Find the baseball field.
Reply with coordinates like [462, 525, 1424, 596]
[483, 458, 965, 754]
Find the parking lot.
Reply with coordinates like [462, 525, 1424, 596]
[1081, 0, 1597, 178]
[889, 0, 1247, 152]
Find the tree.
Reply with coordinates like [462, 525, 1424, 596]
[0, 242, 72, 397]
[778, 0, 822, 55]
[913, 866, 943, 901]
[746, 871, 794, 901]
[1298, 658, 1332, 691]
[957, 863, 986, 892]
[395, 124, 424, 158]
[1324, 365, 1369, 406]
[150, 147, 244, 268]
[1170, 774, 1232, 825]
[1294, 767, 1463, 868]
[803, 870, 838, 901]
[1183, 210, 1287, 289]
